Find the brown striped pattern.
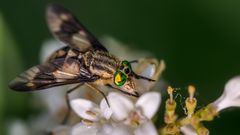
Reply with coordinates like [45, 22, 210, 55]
[88, 51, 121, 79]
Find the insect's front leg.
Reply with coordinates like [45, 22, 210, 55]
[105, 84, 140, 97]
[129, 59, 139, 64]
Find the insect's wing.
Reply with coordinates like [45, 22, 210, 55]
[9, 56, 99, 91]
[45, 46, 70, 63]
[46, 4, 108, 52]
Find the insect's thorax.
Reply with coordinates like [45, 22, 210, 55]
[83, 50, 121, 82]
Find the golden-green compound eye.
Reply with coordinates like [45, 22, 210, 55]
[114, 71, 127, 86]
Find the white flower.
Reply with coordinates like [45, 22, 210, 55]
[71, 98, 112, 121]
[133, 58, 165, 94]
[72, 122, 132, 135]
[7, 120, 30, 135]
[108, 92, 161, 135]
[70, 98, 113, 135]
[213, 76, 240, 112]
[70, 92, 161, 135]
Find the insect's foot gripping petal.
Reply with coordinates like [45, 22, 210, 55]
[133, 91, 140, 97]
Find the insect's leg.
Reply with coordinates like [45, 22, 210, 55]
[133, 73, 156, 82]
[85, 83, 110, 107]
[129, 58, 156, 64]
[129, 60, 139, 64]
[62, 83, 83, 124]
[105, 84, 140, 98]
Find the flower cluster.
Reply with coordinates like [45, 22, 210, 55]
[7, 38, 240, 135]
[39, 39, 240, 135]
[70, 92, 161, 135]
[68, 75, 240, 135]
[160, 76, 240, 135]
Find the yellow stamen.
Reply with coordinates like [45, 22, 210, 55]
[188, 85, 196, 102]
[167, 86, 174, 103]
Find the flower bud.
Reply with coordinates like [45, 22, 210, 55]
[213, 76, 240, 112]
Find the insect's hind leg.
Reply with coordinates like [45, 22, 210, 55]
[61, 83, 83, 124]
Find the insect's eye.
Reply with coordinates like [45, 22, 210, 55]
[114, 71, 127, 86]
[124, 67, 130, 74]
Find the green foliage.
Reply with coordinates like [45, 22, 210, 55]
[0, 13, 31, 135]
[0, 12, 4, 135]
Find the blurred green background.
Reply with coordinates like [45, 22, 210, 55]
[1, 0, 240, 134]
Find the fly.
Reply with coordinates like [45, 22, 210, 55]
[9, 3, 155, 124]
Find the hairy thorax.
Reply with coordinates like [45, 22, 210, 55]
[83, 50, 121, 84]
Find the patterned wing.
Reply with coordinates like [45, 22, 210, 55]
[46, 3, 108, 52]
[9, 55, 99, 91]
[45, 46, 70, 63]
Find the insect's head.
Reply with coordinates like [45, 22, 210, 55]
[113, 60, 155, 97]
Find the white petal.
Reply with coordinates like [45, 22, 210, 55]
[34, 87, 66, 116]
[134, 122, 158, 135]
[110, 125, 132, 135]
[134, 59, 166, 94]
[141, 63, 156, 78]
[8, 120, 30, 135]
[100, 98, 112, 120]
[134, 65, 156, 93]
[110, 127, 132, 135]
[71, 123, 98, 135]
[97, 124, 132, 135]
[136, 92, 161, 119]
[108, 92, 134, 121]
[213, 76, 240, 112]
[96, 124, 114, 135]
[70, 99, 100, 121]
[180, 125, 197, 135]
